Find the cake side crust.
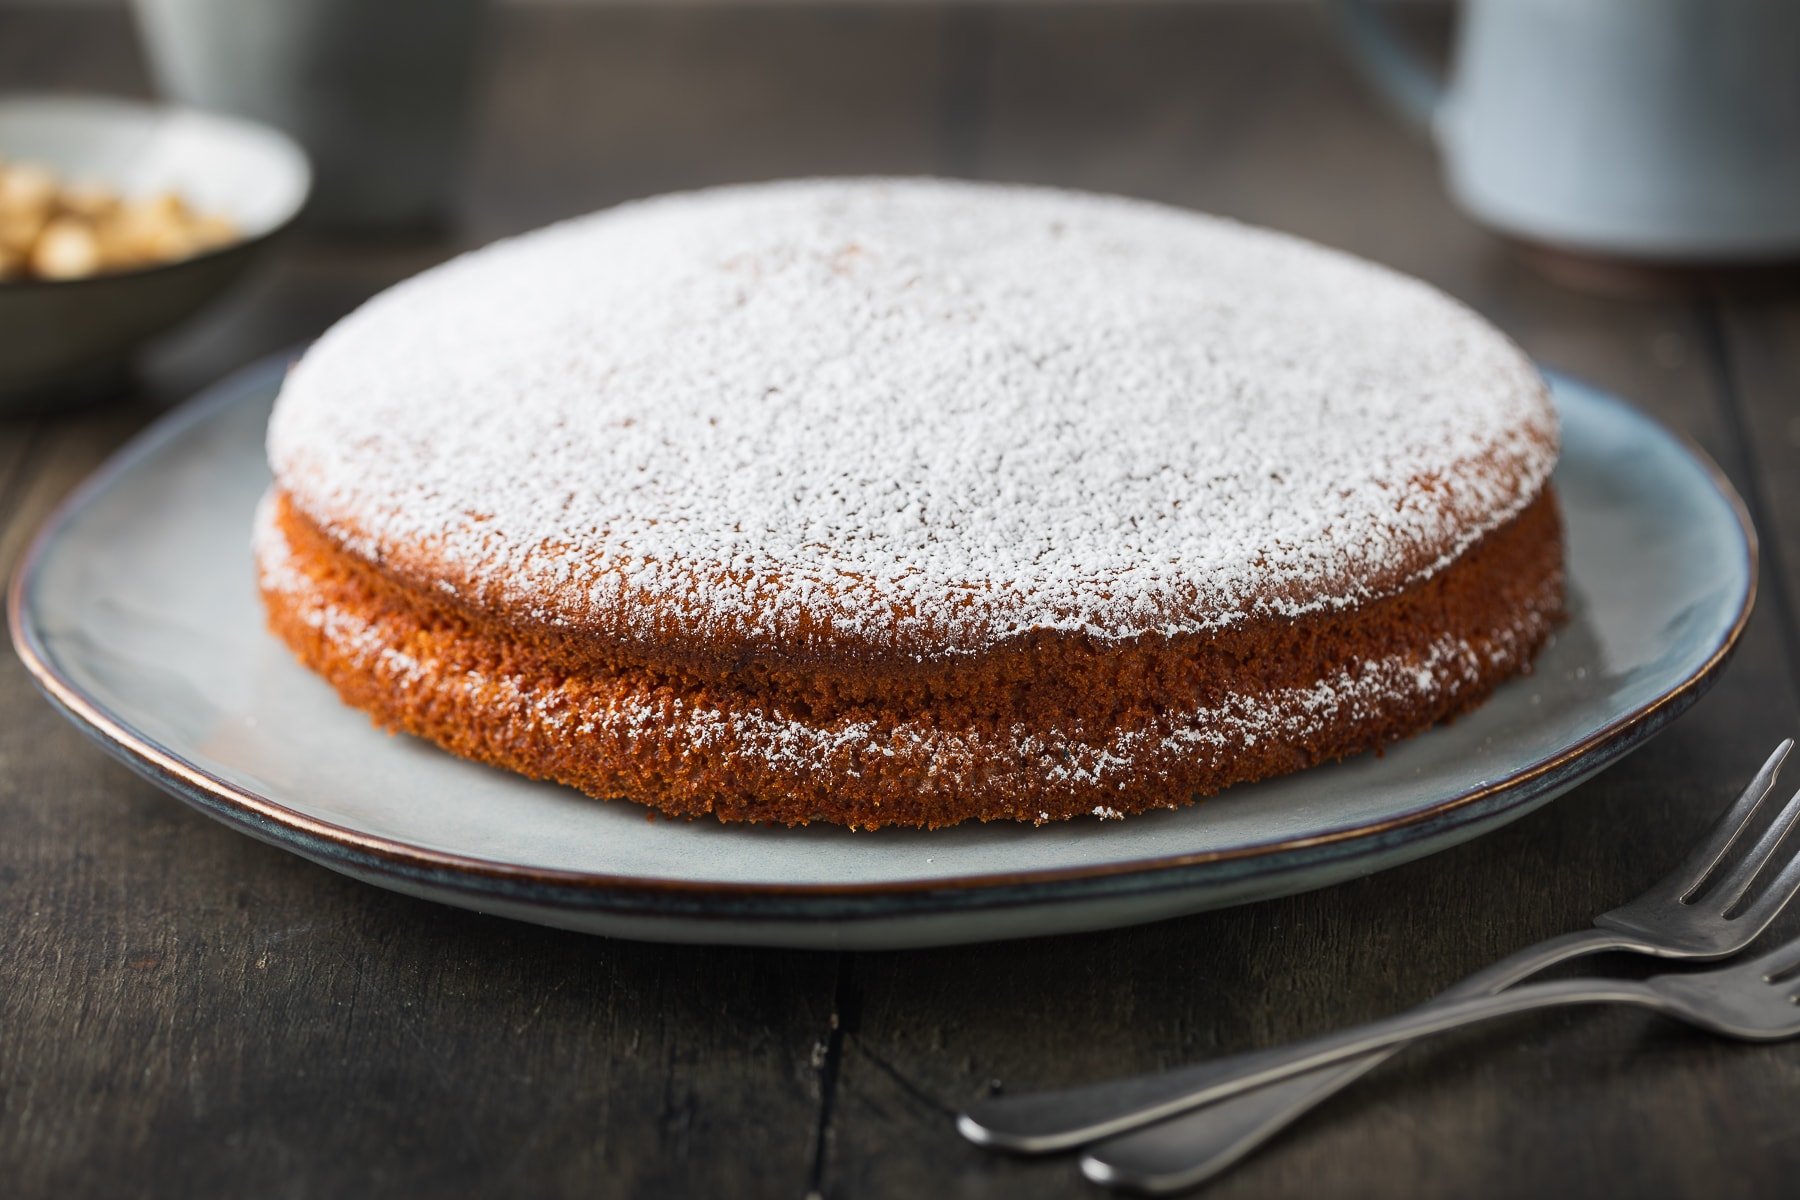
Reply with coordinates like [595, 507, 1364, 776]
[255, 486, 1565, 829]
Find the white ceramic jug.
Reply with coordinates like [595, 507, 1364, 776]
[1336, 0, 1800, 263]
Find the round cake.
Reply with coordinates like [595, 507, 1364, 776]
[257, 178, 1563, 829]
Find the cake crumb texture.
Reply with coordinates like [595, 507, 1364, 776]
[257, 488, 1563, 829]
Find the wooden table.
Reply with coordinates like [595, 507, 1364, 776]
[5, 6, 1799, 1197]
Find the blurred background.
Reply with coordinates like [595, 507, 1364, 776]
[3, 0, 1793, 419]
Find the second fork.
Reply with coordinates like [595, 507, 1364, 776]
[959, 738, 1800, 1169]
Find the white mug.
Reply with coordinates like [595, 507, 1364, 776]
[1335, 0, 1800, 263]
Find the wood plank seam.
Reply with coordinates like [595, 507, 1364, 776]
[1694, 300, 1800, 692]
[805, 953, 859, 1199]
[801, 18, 996, 1186]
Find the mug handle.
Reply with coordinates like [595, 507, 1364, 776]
[1328, 0, 1447, 134]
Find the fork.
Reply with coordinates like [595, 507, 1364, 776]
[988, 931, 1800, 1183]
[1078, 737, 1800, 1192]
[959, 738, 1800, 1166]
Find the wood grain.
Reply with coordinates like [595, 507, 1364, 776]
[825, 5, 1800, 1198]
[2, 5, 1799, 1198]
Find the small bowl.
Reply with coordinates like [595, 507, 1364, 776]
[0, 94, 311, 415]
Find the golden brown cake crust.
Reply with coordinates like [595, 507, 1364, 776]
[257, 486, 1564, 829]
[257, 180, 1568, 828]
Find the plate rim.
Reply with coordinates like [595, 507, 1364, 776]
[5, 353, 1760, 919]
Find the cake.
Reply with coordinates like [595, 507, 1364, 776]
[256, 178, 1563, 829]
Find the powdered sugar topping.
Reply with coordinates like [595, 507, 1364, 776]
[268, 178, 1556, 658]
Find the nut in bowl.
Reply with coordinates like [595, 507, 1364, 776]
[0, 95, 310, 414]
[0, 162, 241, 282]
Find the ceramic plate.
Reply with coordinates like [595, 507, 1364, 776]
[8, 355, 1755, 948]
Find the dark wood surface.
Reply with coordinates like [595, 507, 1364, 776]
[4, 5, 1799, 1197]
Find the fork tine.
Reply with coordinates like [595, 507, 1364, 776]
[1716, 783, 1800, 914]
[1672, 739, 1793, 902]
[1748, 928, 1800, 979]
[1733, 820, 1800, 933]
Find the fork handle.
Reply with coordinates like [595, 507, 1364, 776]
[958, 974, 1661, 1153]
[1079, 928, 1642, 1192]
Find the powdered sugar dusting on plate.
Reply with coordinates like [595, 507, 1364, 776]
[268, 178, 1556, 659]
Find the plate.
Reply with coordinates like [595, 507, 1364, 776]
[8, 354, 1755, 948]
